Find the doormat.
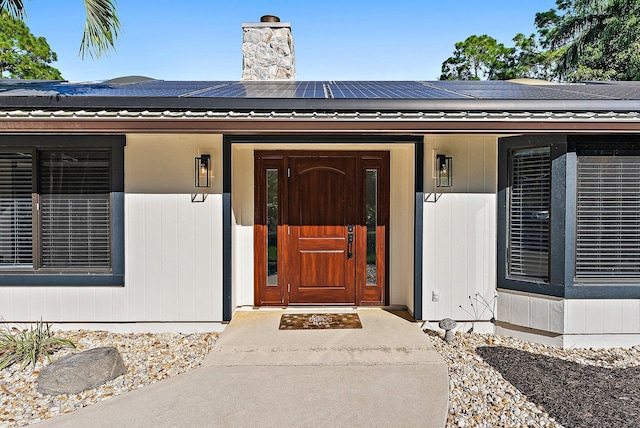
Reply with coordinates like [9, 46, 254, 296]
[279, 313, 362, 330]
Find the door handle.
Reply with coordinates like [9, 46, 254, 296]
[347, 225, 354, 259]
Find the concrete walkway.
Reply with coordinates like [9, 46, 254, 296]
[37, 308, 449, 428]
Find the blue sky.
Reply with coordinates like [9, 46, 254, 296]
[23, 0, 558, 82]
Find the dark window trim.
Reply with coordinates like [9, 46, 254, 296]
[499, 134, 640, 299]
[0, 134, 125, 287]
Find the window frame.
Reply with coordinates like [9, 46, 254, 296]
[506, 145, 552, 283]
[499, 135, 640, 299]
[0, 135, 125, 287]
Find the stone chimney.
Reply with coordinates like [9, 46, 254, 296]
[241, 15, 296, 81]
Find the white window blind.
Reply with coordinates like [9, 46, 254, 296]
[0, 153, 33, 267]
[39, 151, 111, 269]
[508, 147, 551, 281]
[576, 156, 640, 280]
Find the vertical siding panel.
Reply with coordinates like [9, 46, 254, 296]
[566, 300, 586, 334]
[602, 300, 623, 334]
[44, 288, 62, 321]
[466, 194, 480, 307]
[12, 289, 29, 321]
[433, 194, 453, 320]
[161, 195, 179, 321]
[93, 288, 113, 321]
[144, 195, 163, 320]
[510, 292, 529, 328]
[76, 290, 96, 321]
[484, 196, 497, 301]
[127, 194, 146, 320]
[111, 286, 129, 321]
[194, 201, 213, 321]
[423, 202, 436, 319]
[549, 298, 564, 333]
[621, 300, 640, 333]
[484, 138, 498, 192]
[584, 300, 604, 334]
[422, 138, 436, 318]
[529, 296, 550, 331]
[177, 198, 196, 320]
[496, 292, 510, 323]
[0, 289, 13, 320]
[28, 288, 46, 320]
[211, 196, 224, 321]
[467, 138, 485, 193]
[450, 194, 469, 319]
[59, 288, 80, 322]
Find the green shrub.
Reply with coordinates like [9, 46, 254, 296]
[0, 320, 76, 370]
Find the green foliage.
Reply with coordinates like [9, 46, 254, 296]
[540, 0, 640, 81]
[79, 0, 120, 59]
[0, 320, 76, 370]
[440, 0, 640, 82]
[0, 0, 119, 59]
[440, 35, 515, 80]
[0, 11, 63, 79]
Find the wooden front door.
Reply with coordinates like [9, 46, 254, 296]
[254, 151, 389, 306]
[288, 156, 357, 304]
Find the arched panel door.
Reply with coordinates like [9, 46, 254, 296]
[287, 157, 357, 304]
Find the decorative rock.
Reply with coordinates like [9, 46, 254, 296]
[241, 18, 295, 81]
[439, 318, 457, 343]
[37, 347, 126, 395]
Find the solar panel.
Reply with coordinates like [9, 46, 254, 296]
[194, 81, 328, 98]
[425, 81, 616, 100]
[329, 81, 466, 99]
[540, 83, 640, 100]
[1, 79, 639, 102]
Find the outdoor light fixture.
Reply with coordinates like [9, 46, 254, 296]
[195, 154, 211, 188]
[436, 154, 453, 187]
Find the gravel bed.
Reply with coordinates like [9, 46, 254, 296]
[425, 329, 640, 428]
[2, 327, 639, 427]
[0, 330, 218, 427]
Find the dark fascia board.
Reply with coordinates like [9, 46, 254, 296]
[3, 95, 640, 113]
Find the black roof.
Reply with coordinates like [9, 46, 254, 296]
[2, 79, 640, 112]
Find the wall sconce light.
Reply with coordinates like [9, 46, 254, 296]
[195, 154, 211, 188]
[436, 154, 453, 187]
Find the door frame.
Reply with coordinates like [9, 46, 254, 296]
[222, 134, 425, 322]
[254, 150, 390, 306]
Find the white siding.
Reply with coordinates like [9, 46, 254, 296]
[422, 135, 498, 322]
[565, 299, 640, 335]
[0, 134, 224, 323]
[497, 290, 564, 334]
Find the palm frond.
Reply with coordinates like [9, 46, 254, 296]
[0, 0, 26, 18]
[79, 0, 120, 59]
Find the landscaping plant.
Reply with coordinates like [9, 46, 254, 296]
[0, 320, 76, 370]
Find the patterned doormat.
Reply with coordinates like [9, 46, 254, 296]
[279, 313, 362, 330]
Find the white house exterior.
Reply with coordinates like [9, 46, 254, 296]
[1, 76, 640, 347]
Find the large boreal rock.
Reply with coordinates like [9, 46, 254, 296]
[37, 347, 126, 395]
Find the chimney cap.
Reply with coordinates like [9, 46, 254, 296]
[260, 15, 280, 22]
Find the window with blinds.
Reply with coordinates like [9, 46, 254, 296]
[0, 153, 33, 267]
[507, 147, 551, 281]
[0, 149, 111, 271]
[40, 151, 111, 269]
[576, 155, 640, 280]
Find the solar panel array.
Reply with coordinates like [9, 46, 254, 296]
[2, 79, 640, 100]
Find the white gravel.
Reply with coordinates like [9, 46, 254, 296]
[0, 330, 218, 427]
[2, 327, 639, 427]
